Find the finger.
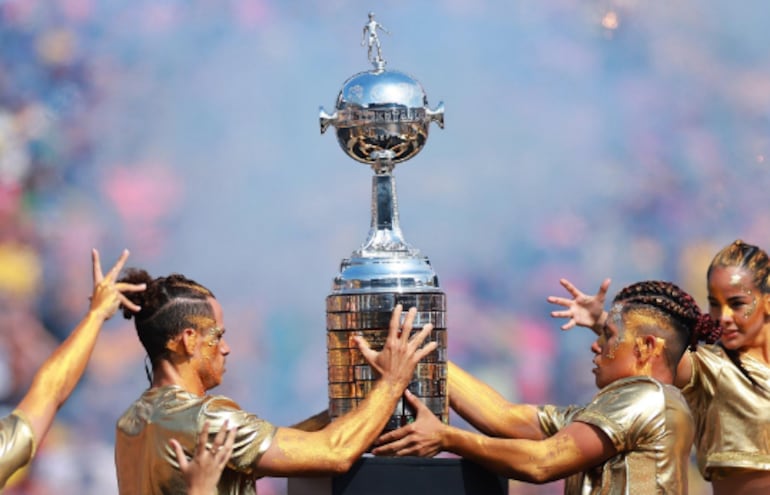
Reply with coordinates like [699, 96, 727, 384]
[352, 335, 379, 370]
[372, 436, 412, 456]
[371, 444, 393, 456]
[215, 427, 237, 465]
[92, 249, 103, 284]
[169, 438, 189, 470]
[413, 340, 438, 362]
[404, 389, 429, 412]
[408, 321, 437, 362]
[212, 419, 229, 448]
[395, 447, 418, 457]
[561, 321, 576, 331]
[118, 294, 142, 313]
[374, 426, 409, 446]
[400, 307, 417, 344]
[386, 304, 404, 341]
[115, 282, 147, 293]
[198, 421, 211, 453]
[550, 310, 573, 318]
[558, 278, 582, 297]
[408, 322, 433, 349]
[105, 249, 131, 282]
[546, 296, 572, 308]
[597, 278, 611, 298]
[222, 426, 237, 453]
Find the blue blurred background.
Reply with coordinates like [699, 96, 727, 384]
[1, 1, 769, 493]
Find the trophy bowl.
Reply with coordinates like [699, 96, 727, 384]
[320, 69, 444, 169]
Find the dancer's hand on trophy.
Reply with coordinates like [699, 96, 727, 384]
[547, 277, 611, 333]
[372, 389, 443, 457]
[353, 304, 437, 386]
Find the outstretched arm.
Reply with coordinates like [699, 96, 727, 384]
[547, 278, 611, 334]
[448, 362, 543, 440]
[16, 249, 145, 445]
[374, 392, 616, 484]
[255, 305, 438, 477]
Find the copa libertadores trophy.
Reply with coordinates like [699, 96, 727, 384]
[320, 13, 447, 432]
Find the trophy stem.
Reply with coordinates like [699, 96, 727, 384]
[359, 172, 413, 255]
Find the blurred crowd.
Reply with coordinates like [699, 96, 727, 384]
[1, 1, 769, 494]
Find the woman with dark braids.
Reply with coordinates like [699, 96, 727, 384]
[374, 280, 717, 494]
[113, 268, 437, 495]
[548, 239, 770, 495]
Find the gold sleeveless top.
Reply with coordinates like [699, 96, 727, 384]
[115, 385, 276, 495]
[538, 376, 694, 494]
[0, 410, 35, 488]
[683, 345, 770, 480]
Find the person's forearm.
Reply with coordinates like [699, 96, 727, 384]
[316, 377, 403, 463]
[17, 309, 106, 441]
[449, 362, 543, 439]
[260, 377, 405, 477]
[441, 426, 562, 484]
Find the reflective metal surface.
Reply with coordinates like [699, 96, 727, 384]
[320, 15, 443, 173]
[321, 13, 448, 432]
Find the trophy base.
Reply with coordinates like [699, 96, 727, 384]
[287, 456, 508, 495]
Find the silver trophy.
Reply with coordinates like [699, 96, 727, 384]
[320, 13, 447, 432]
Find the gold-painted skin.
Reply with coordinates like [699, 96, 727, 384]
[115, 385, 276, 495]
[683, 345, 770, 481]
[0, 411, 35, 487]
[538, 376, 694, 495]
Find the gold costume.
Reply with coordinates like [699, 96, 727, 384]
[538, 376, 693, 494]
[115, 385, 276, 495]
[682, 344, 770, 481]
[0, 410, 35, 488]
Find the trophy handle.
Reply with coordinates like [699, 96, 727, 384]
[425, 101, 445, 129]
[319, 107, 338, 134]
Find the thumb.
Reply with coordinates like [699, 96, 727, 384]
[404, 389, 429, 414]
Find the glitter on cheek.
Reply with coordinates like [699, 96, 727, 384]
[744, 296, 758, 319]
[604, 304, 625, 360]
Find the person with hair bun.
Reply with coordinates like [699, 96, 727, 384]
[374, 280, 716, 493]
[113, 267, 437, 495]
[0, 249, 145, 488]
[548, 239, 770, 495]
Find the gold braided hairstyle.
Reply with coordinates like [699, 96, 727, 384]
[613, 280, 721, 369]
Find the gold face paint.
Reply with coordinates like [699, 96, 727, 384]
[605, 303, 626, 359]
[728, 272, 758, 319]
[207, 327, 224, 347]
[187, 315, 215, 330]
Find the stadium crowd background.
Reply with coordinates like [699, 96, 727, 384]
[1, 1, 769, 493]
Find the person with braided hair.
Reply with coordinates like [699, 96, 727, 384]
[113, 267, 437, 495]
[373, 280, 715, 494]
[548, 239, 770, 495]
